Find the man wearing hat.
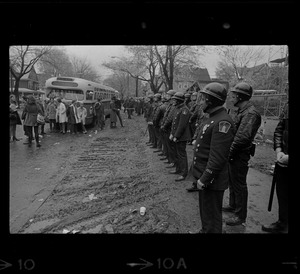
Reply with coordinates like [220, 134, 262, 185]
[152, 93, 164, 152]
[168, 91, 191, 182]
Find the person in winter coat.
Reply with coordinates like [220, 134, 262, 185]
[21, 95, 43, 147]
[109, 99, 118, 128]
[94, 98, 105, 130]
[56, 98, 67, 134]
[68, 99, 80, 134]
[46, 97, 57, 132]
[9, 101, 22, 142]
[77, 102, 87, 133]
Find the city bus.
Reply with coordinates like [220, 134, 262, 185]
[45, 76, 119, 125]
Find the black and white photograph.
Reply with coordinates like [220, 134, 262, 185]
[9, 45, 289, 234]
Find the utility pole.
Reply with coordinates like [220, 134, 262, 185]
[135, 76, 139, 97]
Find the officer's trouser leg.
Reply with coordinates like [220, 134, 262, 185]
[228, 152, 250, 221]
[161, 131, 168, 156]
[167, 132, 176, 164]
[147, 124, 153, 143]
[149, 125, 156, 146]
[155, 127, 162, 150]
[275, 165, 289, 225]
[199, 189, 224, 233]
[176, 141, 188, 177]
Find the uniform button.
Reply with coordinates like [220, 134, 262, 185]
[200, 136, 203, 139]
[196, 149, 198, 152]
[197, 144, 200, 147]
[194, 157, 196, 160]
[193, 161, 196, 164]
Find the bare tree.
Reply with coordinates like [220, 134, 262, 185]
[216, 46, 267, 82]
[103, 71, 128, 99]
[9, 45, 52, 105]
[70, 55, 101, 82]
[154, 45, 204, 90]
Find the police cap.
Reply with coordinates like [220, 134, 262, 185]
[184, 93, 191, 98]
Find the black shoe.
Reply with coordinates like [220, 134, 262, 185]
[166, 163, 175, 168]
[13, 137, 20, 141]
[226, 217, 246, 226]
[158, 153, 165, 156]
[186, 184, 199, 192]
[160, 157, 168, 161]
[150, 146, 157, 149]
[175, 175, 186, 182]
[169, 170, 181, 174]
[153, 150, 161, 153]
[36, 143, 41, 147]
[261, 221, 287, 233]
[222, 206, 236, 213]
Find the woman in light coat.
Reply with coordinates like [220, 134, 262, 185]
[77, 102, 87, 133]
[56, 98, 67, 134]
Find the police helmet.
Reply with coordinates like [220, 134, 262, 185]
[167, 89, 176, 96]
[192, 92, 198, 96]
[200, 82, 227, 102]
[172, 91, 185, 101]
[184, 93, 191, 98]
[231, 82, 253, 98]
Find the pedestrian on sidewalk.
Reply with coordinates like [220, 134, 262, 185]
[109, 97, 118, 128]
[93, 98, 105, 130]
[9, 101, 22, 142]
[46, 97, 57, 132]
[112, 95, 124, 127]
[192, 83, 235, 233]
[262, 98, 289, 233]
[68, 99, 80, 134]
[21, 95, 43, 147]
[223, 82, 262, 226]
[77, 102, 87, 133]
[56, 98, 67, 134]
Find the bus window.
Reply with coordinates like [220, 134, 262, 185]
[86, 90, 93, 100]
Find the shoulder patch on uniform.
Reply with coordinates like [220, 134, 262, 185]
[219, 121, 231, 133]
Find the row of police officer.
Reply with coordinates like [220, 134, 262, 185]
[145, 82, 264, 233]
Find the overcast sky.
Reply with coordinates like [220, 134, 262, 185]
[65, 45, 287, 79]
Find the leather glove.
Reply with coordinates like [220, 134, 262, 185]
[197, 179, 205, 190]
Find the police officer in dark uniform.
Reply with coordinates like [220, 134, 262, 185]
[152, 93, 164, 153]
[262, 91, 288, 233]
[145, 94, 155, 146]
[168, 91, 191, 182]
[184, 92, 192, 109]
[192, 82, 235, 233]
[160, 90, 177, 166]
[223, 82, 262, 226]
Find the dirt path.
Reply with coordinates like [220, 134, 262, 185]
[10, 112, 278, 234]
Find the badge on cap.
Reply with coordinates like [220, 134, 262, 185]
[182, 108, 188, 115]
[219, 121, 231, 133]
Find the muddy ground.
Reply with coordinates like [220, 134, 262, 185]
[9, 110, 280, 234]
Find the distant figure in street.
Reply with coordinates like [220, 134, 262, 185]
[21, 95, 43, 147]
[56, 98, 67, 134]
[9, 100, 22, 142]
[109, 98, 118, 128]
[112, 95, 124, 127]
[94, 98, 105, 130]
[36, 97, 46, 135]
[126, 97, 135, 119]
[77, 102, 88, 134]
[46, 97, 57, 132]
